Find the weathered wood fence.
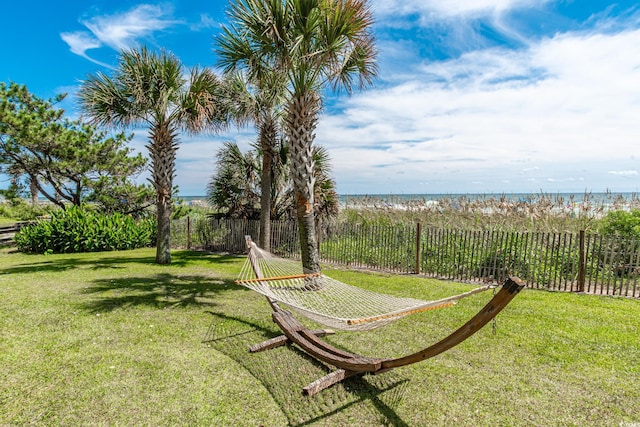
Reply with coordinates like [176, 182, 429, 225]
[0, 222, 33, 245]
[172, 217, 640, 298]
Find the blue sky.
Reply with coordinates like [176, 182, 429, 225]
[2, 1, 640, 196]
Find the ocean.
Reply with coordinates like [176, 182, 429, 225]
[341, 192, 638, 206]
[179, 191, 640, 210]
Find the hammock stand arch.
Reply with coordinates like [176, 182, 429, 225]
[239, 236, 524, 396]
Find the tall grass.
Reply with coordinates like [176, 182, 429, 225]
[340, 192, 640, 232]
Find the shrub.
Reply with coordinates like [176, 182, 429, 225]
[598, 210, 640, 238]
[15, 205, 156, 253]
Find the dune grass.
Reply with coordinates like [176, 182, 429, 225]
[1, 247, 638, 426]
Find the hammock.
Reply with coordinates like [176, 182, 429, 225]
[237, 240, 494, 331]
[236, 236, 525, 396]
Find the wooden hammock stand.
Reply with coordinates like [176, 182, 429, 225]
[243, 237, 524, 396]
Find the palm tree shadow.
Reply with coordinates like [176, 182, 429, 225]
[204, 310, 411, 426]
[2, 250, 239, 275]
[80, 273, 244, 313]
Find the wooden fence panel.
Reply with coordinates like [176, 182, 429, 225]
[175, 217, 639, 298]
[416, 229, 585, 290]
[585, 234, 602, 294]
[585, 235, 640, 297]
[270, 220, 299, 258]
[316, 221, 417, 274]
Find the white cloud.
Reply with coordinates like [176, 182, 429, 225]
[316, 26, 640, 193]
[61, 4, 179, 62]
[60, 31, 101, 56]
[371, 0, 556, 67]
[609, 170, 639, 177]
[372, 0, 550, 20]
[81, 4, 178, 51]
[60, 31, 112, 67]
[190, 14, 219, 31]
[547, 177, 579, 182]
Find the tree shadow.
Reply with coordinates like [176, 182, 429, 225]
[203, 310, 411, 426]
[1, 250, 239, 275]
[80, 274, 246, 313]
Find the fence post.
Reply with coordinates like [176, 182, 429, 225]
[577, 230, 586, 292]
[415, 222, 422, 274]
[187, 216, 192, 250]
[316, 219, 321, 253]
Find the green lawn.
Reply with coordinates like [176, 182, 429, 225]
[1, 247, 638, 426]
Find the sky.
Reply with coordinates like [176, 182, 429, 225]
[2, 0, 640, 196]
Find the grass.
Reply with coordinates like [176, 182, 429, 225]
[1, 247, 638, 426]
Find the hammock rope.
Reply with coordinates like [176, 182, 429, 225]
[237, 241, 495, 331]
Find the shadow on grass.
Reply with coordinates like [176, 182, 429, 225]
[204, 310, 411, 427]
[0, 250, 239, 275]
[80, 274, 246, 313]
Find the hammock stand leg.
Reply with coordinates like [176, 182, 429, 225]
[249, 329, 336, 353]
[303, 369, 361, 396]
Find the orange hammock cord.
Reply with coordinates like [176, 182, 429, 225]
[346, 301, 455, 325]
[236, 272, 322, 285]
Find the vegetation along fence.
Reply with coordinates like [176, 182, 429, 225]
[0, 222, 34, 245]
[172, 217, 640, 298]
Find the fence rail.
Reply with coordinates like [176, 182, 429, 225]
[172, 217, 640, 298]
[0, 222, 33, 245]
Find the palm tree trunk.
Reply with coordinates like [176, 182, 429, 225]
[259, 117, 277, 251]
[286, 93, 321, 273]
[149, 123, 178, 265]
[156, 196, 172, 263]
[29, 175, 38, 206]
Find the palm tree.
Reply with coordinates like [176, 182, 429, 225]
[78, 46, 229, 264]
[226, 71, 287, 251]
[217, 0, 378, 272]
[207, 140, 261, 219]
[207, 140, 339, 221]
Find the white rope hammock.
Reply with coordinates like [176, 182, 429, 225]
[237, 241, 494, 331]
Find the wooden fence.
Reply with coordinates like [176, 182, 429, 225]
[0, 222, 33, 245]
[172, 217, 640, 298]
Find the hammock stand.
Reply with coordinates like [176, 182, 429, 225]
[239, 236, 524, 396]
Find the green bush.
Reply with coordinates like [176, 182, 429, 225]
[15, 205, 156, 254]
[598, 210, 640, 238]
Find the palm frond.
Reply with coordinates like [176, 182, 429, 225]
[77, 72, 140, 129]
[180, 67, 230, 134]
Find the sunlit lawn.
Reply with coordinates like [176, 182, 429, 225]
[1, 247, 638, 426]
